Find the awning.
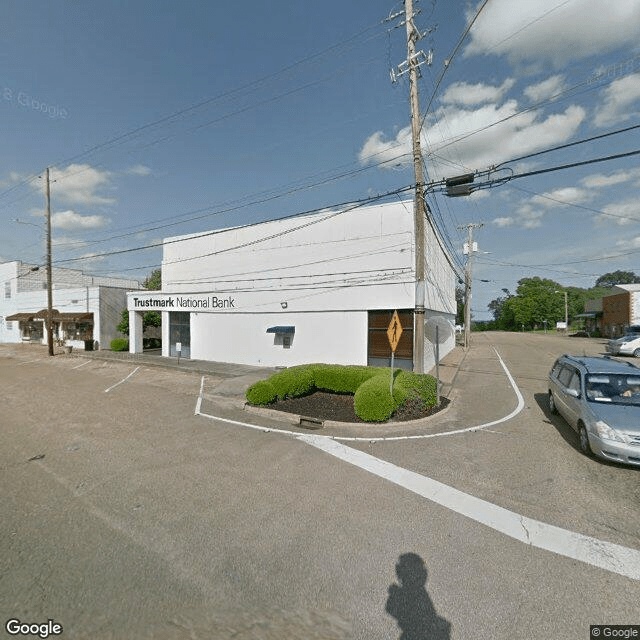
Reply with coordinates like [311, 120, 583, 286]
[266, 326, 295, 334]
[5, 313, 35, 322]
[9, 310, 94, 323]
[57, 312, 94, 323]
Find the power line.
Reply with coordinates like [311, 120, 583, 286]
[495, 123, 640, 169]
[507, 148, 640, 182]
[511, 185, 640, 224]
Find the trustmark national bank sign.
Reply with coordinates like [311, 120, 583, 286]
[131, 293, 236, 310]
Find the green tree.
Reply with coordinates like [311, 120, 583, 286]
[595, 271, 640, 288]
[488, 288, 513, 329]
[143, 268, 161, 290]
[116, 270, 162, 335]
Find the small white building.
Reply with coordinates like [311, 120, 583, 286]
[0, 261, 141, 350]
[127, 200, 459, 371]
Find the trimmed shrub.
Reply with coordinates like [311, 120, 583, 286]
[110, 338, 129, 352]
[245, 380, 278, 405]
[244, 362, 439, 422]
[354, 372, 408, 422]
[269, 366, 315, 400]
[396, 370, 438, 408]
[312, 364, 381, 393]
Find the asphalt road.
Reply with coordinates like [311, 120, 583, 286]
[1, 333, 638, 639]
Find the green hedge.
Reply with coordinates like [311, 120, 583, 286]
[245, 363, 438, 422]
[110, 338, 129, 351]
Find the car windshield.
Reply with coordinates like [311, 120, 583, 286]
[586, 374, 640, 406]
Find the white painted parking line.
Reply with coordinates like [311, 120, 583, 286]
[195, 376, 205, 415]
[104, 366, 140, 393]
[299, 434, 640, 582]
[72, 360, 90, 370]
[17, 359, 43, 366]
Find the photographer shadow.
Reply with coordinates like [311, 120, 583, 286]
[386, 553, 451, 640]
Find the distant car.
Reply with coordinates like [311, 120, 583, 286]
[606, 334, 640, 357]
[548, 354, 640, 466]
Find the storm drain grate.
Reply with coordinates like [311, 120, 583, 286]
[299, 416, 323, 430]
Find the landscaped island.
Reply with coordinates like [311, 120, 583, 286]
[246, 363, 438, 422]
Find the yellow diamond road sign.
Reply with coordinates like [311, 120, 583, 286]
[387, 310, 403, 353]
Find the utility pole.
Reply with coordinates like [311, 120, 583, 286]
[555, 289, 568, 333]
[458, 223, 483, 349]
[388, 0, 432, 373]
[45, 167, 54, 356]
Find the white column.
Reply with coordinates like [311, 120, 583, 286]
[129, 310, 143, 353]
[162, 311, 170, 357]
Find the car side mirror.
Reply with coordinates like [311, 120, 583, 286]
[566, 388, 579, 398]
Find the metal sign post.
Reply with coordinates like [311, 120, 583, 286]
[387, 311, 403, 396]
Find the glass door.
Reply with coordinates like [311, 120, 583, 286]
[169, 312, 191, 358]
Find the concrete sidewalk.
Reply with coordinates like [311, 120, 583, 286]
[78, 344, 468, 402]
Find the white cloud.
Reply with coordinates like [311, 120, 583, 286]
[359, 100, 585, 179]
[441, 79, 514, 106]
[531, 187, 592, 207]
[492, 203, 545, 229]
[616, 236, 640, 250]
[493, 216, 514, 227]
[50, 164, 115, 206]
[52, 210, 110, 230]
[464, 0, 640, 69]
[523, 75, 565, 102]
[600, 200, 640, 225]
[593, 73, 640, 127]
[127, 164, 152, 176]
[581, 168, 640, 189]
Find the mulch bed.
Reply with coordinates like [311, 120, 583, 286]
[266, 390, 449, 423]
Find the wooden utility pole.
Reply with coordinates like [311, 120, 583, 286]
[404, 0, 427, 373]
[45, 167, 54, 356]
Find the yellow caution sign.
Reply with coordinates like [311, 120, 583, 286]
[387, 310, 403, 353]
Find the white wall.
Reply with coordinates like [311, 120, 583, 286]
[190, 311, 368, 367]
[631, 291, 640, 326]
[162, 201, 417, 313]
[0, 262, 19, 343]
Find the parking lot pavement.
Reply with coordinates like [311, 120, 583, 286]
[2, 336, 639, 639]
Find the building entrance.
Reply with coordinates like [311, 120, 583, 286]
[169, 312, 191, 358]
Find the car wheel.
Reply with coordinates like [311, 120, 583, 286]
[634, 349, 640, 358]
[548, 391, 558, 414]
[578, 423, 593, 457]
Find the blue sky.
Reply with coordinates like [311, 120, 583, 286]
[1, 0, 640, 320]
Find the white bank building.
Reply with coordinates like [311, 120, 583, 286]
[127, 200, 459, 371]
[0, 261, 140, 350]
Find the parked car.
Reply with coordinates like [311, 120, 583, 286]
[548, 354, 640, 466]
[606, 334, 640, 357]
